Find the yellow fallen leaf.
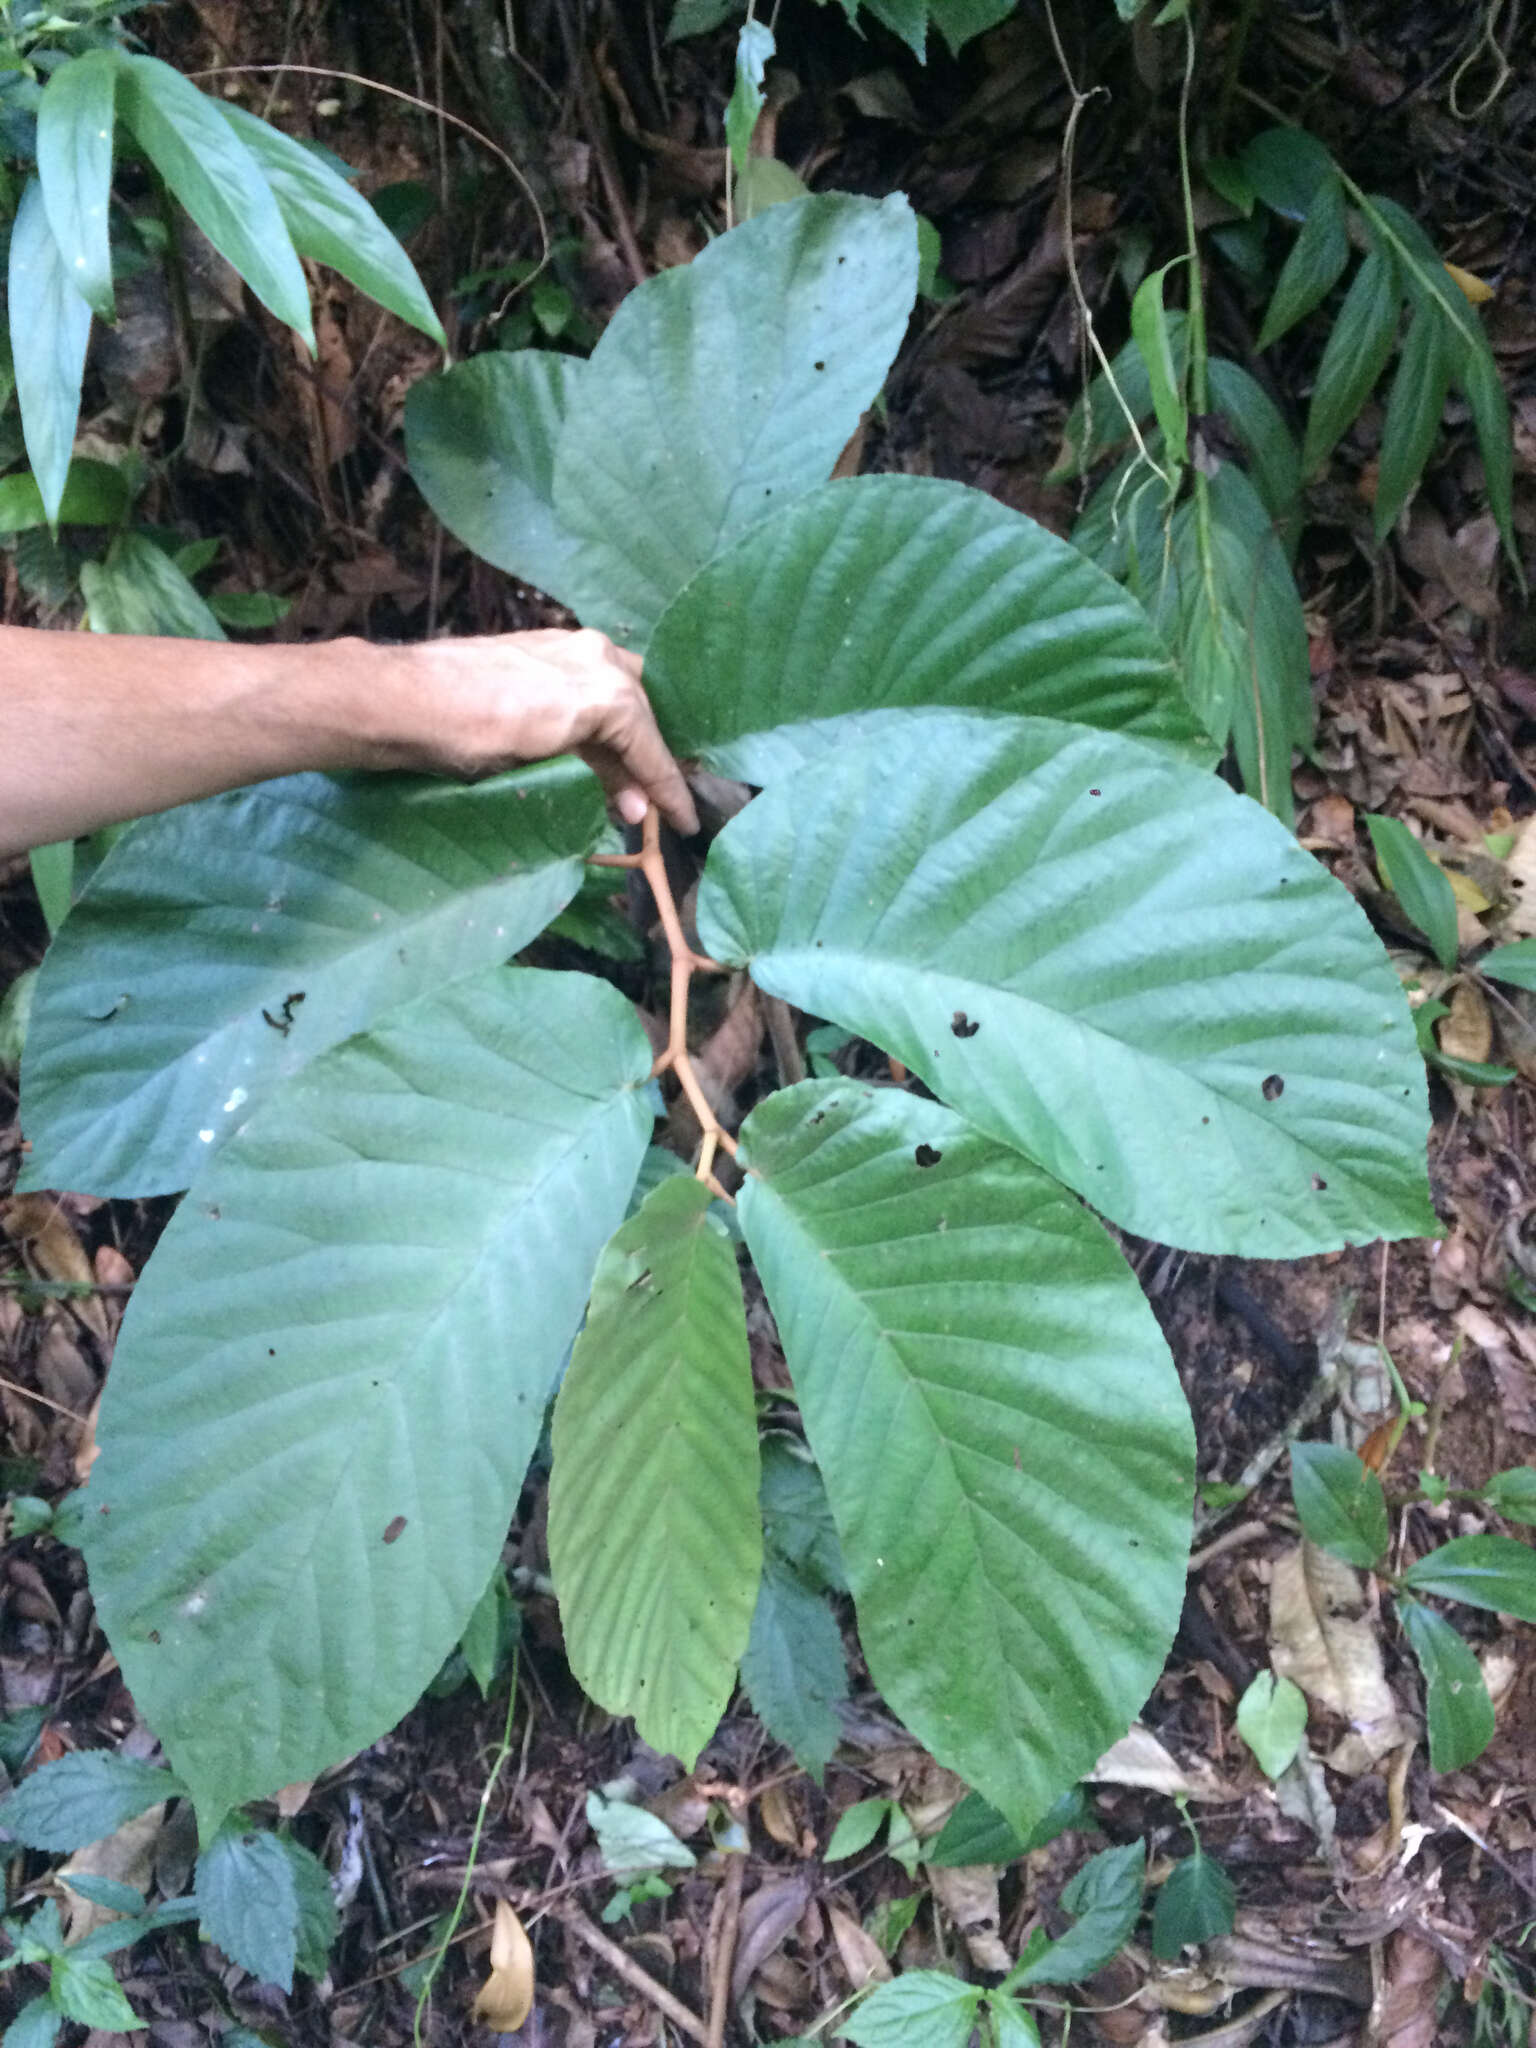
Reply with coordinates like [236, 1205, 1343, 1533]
[470, 1898, 534, 2031]
[1438, 980, 1494, 1065]
[1444, 262, 1494, 305]
[1445, 868, 1493, 915]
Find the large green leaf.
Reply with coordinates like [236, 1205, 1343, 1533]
[36, 49, 118, 320]
[738, 1083, 1194, 1832]
[642, 475, 1207, 781]
[1290, 1442, 1388, 1568]
[550, 192, 918, 644]
[549, 1174, 760, 1764]
[219, 104, 445, 344]
[403, 350, 591, 606]
[8, 177, 93, 525]
[80, 967, 654, 1829]
[115, 55, 313, 346]
[79, 531, 226, 638]
[704, 712, 1433, 1256]
[1400, 1534, 1536, 1621]
[21, 760, 603, 1196]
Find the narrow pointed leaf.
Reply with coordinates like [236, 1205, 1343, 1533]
[1396, 1597, 1495, 1771]
[36, 48, 117, 320]
[1364, 813, 1459, 971]
[219, 103, 445, 343]
[21, 760, 603, 1196]
[404, 351, 590, 603]
[738, 1084, 1193, 1834]
[549, 1175, 760, 1764]
[79, 968, 654, 1824]
[1241, 127, 1338, 221]
[1301, 243, 1401, 474]
[643, 475, 1206, 781]
[1205, 358, 1301, 531]
[1257, 171, 1348, 350]
[8, 177, 93, 524]
[1457, 340, 1517, 571]
[1480, 942, 1536, 993]
[1373, 301, 1456, 540]
[116, 56, 313, 346]
[551, 192, 918, 643]
[1130, 261, 1187, 465]
[1400, 1534, 1536, 1621]
[703, 713, 1433, 1257]
[1290, 1443, 1388, 1567]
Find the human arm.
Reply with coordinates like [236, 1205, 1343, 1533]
[0, 624, 699, 859]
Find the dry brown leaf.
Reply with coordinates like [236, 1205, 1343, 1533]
[1088, 1723, 1233, 1801]
[470, 1898, 535, 2031]
[758, 1783, 800, 1850]
[927, 1862, 1010, 1973]
[1377, 1929, 1442, 2048]
[826, 1901, 891, 1991]
[3, 1195, 109, 1345]
[731, 1874, 812, 2004]
[1438, 980, 1494, 1065]
[60, 1804, 167, 1943]
[1269, 1543, 1408, 1771]
[274, 1780, 313, 1820]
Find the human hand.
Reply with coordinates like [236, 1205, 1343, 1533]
[406, 628, 700, 836]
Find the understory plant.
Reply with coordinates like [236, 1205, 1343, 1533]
[14, 192, 1436, 1843]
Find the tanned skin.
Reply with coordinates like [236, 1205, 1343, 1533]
[0, 624, 699, 858]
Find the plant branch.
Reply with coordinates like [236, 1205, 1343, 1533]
[635, 807, 739, 1176]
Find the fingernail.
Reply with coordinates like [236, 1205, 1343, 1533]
[617, 789, 648, 825]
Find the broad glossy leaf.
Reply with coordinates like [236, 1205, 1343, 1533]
[8, 177, 93, 524]
[195, 1826, 300, 1990]
[220, 104, 445, 343]
[80, 531, 225, 638]
[0, 1753, 182, 1852]
[21, 759, 603, 1195]
[1007, 1839, 1145, 1987]
[738, 1084, 1194, 1833]
[1235, 1670, 1307, 1779]
[81, 968, 654, 1827]
[740, 1556, 845, 1781]
[1400, 1534, 1536, 1621]
[1290, 1443, 1388, 1567]
[1373, 300, 1456, 540]
[404, 350, 591, 606]
[1396, 1598, 1495, 1771]
[842, 1973, 980, 2048]
[549, 1174, 760, 1764]
[116, 56, 312, 346]
[704, 713, 1433, 1256]
[928, 1786, 1090, 1868]
[1257, 171, 1348, 350]
[1365, 814, 1459, 971]
[1302, 243, 1400, 475]
[643, 475, 1206, 780]
[1151, 1852, 1235, 1958]
[551, 192, 918, 643]
[36, 49, 117, 320]
[0, 457, 129, 533]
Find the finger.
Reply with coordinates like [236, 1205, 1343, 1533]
[580, 741, 698, 837]
[604, 713, 701, 837]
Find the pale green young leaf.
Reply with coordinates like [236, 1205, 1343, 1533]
[8, 177, 93, 524]
[1397, 1598, 1495, 1772]
[740, 1556, 846, 1782]
[0, 457, 129, 532]
[28, 840, 72, 937]
[0, 1753, 182, 1853]
[4, 1996, 61, 2048]
[1373, 300, 1457, 540]
[1235, 1670, 1307, 1779]
[549, 1175, 760, 1766]
[80, 531, 226, 638]
[643, 475, 1207, 779]
[704, 713, 1433, 1257]
[1256, 170, 1348, 349]
[587, 1789, 697, 1874]
[1480, 941, 1536, 992]
[1006, 1840, 1145, 1987]
[1482, 1467, 1536, 1523]
[195, 1827, 300, 1990]
[35, 48, 117, 319]
[739, 1085, 1193, 1835]
[79, 969, 654, 1828]
[404, 351, 589, 605]
[825, 1798, 891, 1861]
[1130, 260, 1187, 465]
[219, 104, 445, 343]
[724, 19, 773, 172]
[1151, 1852, 1235, 1958]
[20, 759, 603, 1195]
[49, 1953, 141, 2032]
[1364, 814, 1459, 971]
[1400, 1535, 1536, 1621]
[115, 55, 313, 346]
[1290, 1443, 1389, 1567]
[550, 192, 918, 644]
[842, 1972, 981, 2048]
[1301, 243, 1401, 474]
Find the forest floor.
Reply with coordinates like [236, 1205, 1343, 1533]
[2, 2, 1535, 2044]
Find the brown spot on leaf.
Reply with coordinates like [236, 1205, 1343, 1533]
[1262, 1074, 1285, 1101]
[951, 1012, 980, 1038]
[383, 1516, 407, 1545]
[915, 1144, 942, 1167]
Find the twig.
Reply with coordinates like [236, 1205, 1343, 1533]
[636, 807, 739, 1176]
[553, 1901, 711, 2045]
[0, 1374, 90, 1426]
[706, 1839, 747, 2047]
